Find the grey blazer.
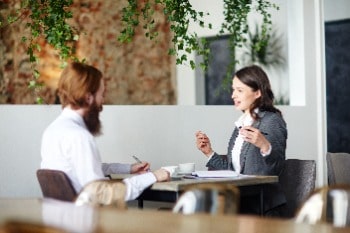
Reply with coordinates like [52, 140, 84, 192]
[206, 111, 288, 212]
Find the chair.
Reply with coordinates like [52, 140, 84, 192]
[295, 185, 350, 227]
[36, 169, 77, 202]
[278, 159, 316, 218]
[75, 179, 127, 209]
[37, 169, 127, 208]
[172, 183, 239, 215]
[326, 152, 350, 185]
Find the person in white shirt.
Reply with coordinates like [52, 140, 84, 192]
[41, 62, 170, 201]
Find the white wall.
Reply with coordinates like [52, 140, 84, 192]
[324, 0, 350, 21]
[0, 104, 322, 198]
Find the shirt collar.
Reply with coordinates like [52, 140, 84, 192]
[62, 107, 87, 129]
[235, 108, 259, 128]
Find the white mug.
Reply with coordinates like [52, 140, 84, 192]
[178, 163, 195, 174]
[161, 166, 179, 176]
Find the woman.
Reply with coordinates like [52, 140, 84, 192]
[196, 65, 287, 215]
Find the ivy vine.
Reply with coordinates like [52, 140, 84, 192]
[119, 0, 279, 88]
[118, 0, 212, 70]
[1, 0, 78, 103]
[1, 0, 278, 103]
[218, 0, 279, 87]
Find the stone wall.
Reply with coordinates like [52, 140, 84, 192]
[0, 0, 176, 104]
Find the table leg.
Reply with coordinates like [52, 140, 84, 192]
[138, 199, 143, 209]
[260, 186, 264, 216]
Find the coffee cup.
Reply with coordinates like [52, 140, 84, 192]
[178, 163, 195, 174]
[161, 166, 179, 176]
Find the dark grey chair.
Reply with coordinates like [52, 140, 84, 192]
[326, 152, 350, 185]
[278, 159, 316, 218]
[37, 169, 77, 202]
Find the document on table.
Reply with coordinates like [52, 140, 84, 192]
[186, 170, 239, 179]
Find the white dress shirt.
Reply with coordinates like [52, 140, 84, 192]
[231, 113, 253, 174]
[41, 108, 156, 201]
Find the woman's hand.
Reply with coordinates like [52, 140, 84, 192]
[239, 126, 271, 154]
[195, 131, 214, 157]
[131, 162, 150, 174]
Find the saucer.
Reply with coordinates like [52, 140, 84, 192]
[170, 175, 183, 181]
[177, 171, 193, 175]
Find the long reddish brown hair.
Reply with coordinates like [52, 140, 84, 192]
[58, 62, 102, 109]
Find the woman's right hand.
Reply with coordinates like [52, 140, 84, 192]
[195, 131, 213, 157]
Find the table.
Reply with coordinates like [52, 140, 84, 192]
[111, 174, 278, 215]
[0, 198, 349, 233]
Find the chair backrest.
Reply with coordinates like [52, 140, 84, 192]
[36, 169, 77, 202]
[75, 180, 127, 209]
[172, 183, 239, 215]
[326, 152, 350, 185]
[295, 185, 350, 227]
[279, 159, 316, 218]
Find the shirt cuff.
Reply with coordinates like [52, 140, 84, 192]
[123, 172, 157, 201]
[260, 144, 272, 157]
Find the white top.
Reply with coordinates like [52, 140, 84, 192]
[231, 113, 254, 174]
[41, 108, 156, 201]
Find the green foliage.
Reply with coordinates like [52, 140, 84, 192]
[26, 0, 76, 60]
[26, 0, 78, 103]
[118, 0, 212, 70]
[119, 0, 278, 84]
[274, 94, 289, 105]
[218, 0, 279, 85]
[1, 0, 278, 103]
[1, 0, 77, 103]
[242, 23, 286, 68]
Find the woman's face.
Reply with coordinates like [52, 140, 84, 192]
[231, 76, 261, 113]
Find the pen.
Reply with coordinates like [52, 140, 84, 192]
[132, 155, 150, 171]
[132, 155, 142, 164]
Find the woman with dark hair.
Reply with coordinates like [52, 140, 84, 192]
[196, 65, 287, 216]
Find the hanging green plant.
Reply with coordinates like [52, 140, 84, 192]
[1, 0, 78, 103]
[119, 0, 279, 81]
[1, 0, 279, 103]
[118, 0, 212, 70]
[27, 0, 80, 103]
[218, 0, 279, 85]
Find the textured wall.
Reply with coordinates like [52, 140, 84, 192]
[0, 0, 176, 104]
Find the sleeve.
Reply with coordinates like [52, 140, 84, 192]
[122, 172, 157, 201]
[259, 113, 287, 173]
[206, 153, 229, 170]
[102, 163, 132, 175]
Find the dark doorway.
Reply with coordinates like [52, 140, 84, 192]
[325, 19, 350, 152]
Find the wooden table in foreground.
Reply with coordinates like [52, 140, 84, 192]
[111, 174, 278, 215]
[0, 198, 349, 233]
